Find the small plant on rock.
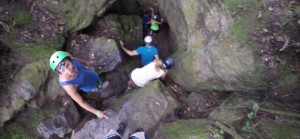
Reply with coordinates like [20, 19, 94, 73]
[241, 103, 259, 132]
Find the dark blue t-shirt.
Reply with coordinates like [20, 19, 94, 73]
[142, 15, 151, 26]
[136, 46, 158, 66]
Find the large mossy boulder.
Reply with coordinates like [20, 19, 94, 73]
[159, 0, 268, 92]
[72, 80, 179, 139]
[35, 0, 116, 32]
[0, 59, 49, 127]
[109, 0, 159, 15]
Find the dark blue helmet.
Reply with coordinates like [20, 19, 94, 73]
[163, 57, 174, 69]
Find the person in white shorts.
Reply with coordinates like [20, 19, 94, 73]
[127, 58, 173, 89]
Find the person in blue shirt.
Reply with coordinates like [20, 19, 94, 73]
[119, 36, 159, 66]
[49, 51, 109, 119]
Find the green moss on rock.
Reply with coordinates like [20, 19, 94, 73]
[164, 121, 208, 139]
[261, 121, 300, 139]
[12, 34, 64, 62]
[275, 54, 300, 90]
[224, 0, 268, 42]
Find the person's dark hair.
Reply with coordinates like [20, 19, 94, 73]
[145, 10, 151, 16]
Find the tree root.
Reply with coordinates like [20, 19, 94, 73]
[279, 35, 289, 51]
[259, 107, 300, 119]
[250, 121, 264, 139]
[0, 22, 10, 32]
[213, 121, 244, 139]
[219, 105, 300, 119]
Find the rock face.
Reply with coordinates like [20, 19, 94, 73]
[37, 99, 80, 138]
[67, 35, 122, 73]
[72, 80, 179, 139]
[158, 0, 268, 91]
[92, 14, 143, 49]
[109, 0, 159, 15]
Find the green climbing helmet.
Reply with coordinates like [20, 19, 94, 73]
[49, 51, 69, 71]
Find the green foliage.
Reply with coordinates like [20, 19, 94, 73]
[297, 19, 300, 25]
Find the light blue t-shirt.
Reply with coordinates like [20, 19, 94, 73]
[59, 59, 99, 92]
[136, 46, 158, 66]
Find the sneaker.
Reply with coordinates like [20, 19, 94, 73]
[116, 121, 127, 136]
[133, 128, 144, 133]
[101, 81, 109, 90]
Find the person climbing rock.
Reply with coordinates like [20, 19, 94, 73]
[49, 51, 109, 119]
[142, 7, 154, 38]
[146, 14, 163, 35]
[127, 58, 174, 90]
[119, 36, 159, 66]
